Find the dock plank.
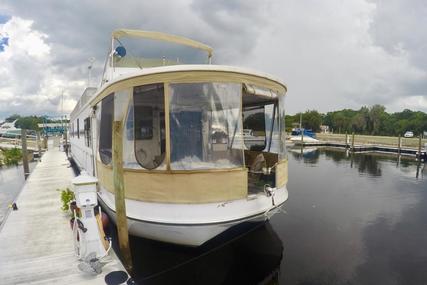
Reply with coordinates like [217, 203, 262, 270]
[0, 147, 127, 284]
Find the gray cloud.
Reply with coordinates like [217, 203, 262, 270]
[369, 0, 427, 70]
[0, 0, 426, 119]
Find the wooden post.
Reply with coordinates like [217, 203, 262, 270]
[351, 132, 355, 151]
[36, 131, 42, 158]
[112, 120, 133, 273]
[43, 136, 48, 149]
[416, 161, 421, 179]
[418, 135, 422, 161]
[397, 135, 401, 155]
[301, 129, 304, 145]
[21, 129, 30, 179]
[63, 129, 68, 156]
[345, 132, 348, 148]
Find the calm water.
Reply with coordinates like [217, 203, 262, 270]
[0, 162, 37, 225]
[112, 148, 427, 285]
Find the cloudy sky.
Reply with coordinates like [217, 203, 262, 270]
[0, 0, 426, 119]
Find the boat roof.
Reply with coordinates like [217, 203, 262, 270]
[112, 29, 213, 58]
[104, 64, 287, 91]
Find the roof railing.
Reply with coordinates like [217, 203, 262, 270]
[101, 29, 214, 86]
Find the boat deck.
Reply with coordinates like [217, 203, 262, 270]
[0, 142, 128, 284]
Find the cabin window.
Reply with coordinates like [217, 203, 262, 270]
[267, 103, 281, 153]
[242, 106, 266, 151]
[242, 90, 280, 153]
[279, 93, 286, 158]
[84, 117, 91, 147]
[77, 119, 80, 139]
[169, 82, 243, 170]
[133, 84, 166, 170]
[99, 93, 114, 164]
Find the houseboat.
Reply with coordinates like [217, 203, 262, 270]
[69, 29, 288, 246]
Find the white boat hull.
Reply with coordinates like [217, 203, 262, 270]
[97, 186, 288, 246]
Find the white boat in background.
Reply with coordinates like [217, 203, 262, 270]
[0, 120, 18, 136]
[289, 135, 319, 143]
[289, 128, 319, 143]
[69, 29, 289, 246]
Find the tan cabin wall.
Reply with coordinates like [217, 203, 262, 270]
[275, 159, 288, 188]
[97, 161, 248, 203]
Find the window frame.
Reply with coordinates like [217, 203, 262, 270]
[99, 93, 114, 165]
[84, 117, 91, 147]
[77, 119, 79, 139]
[132, 83, 166, 170]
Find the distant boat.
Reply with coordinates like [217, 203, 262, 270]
[69, 29, 289, 246]
[0, 120, 18, 136]
[290, 128, 319, 143]
[0, 121, 37, 139]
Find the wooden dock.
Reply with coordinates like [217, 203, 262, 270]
[0, 143, 128, 284]
[293, 141, 427, 160]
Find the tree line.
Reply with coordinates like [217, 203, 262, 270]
[4, 106, 426, 137]
[285, 105, 427, 136]
[3, 114, 66, 131]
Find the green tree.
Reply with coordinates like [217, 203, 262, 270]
[15, 116, 44, 130]
[302, 110, 322, 132]
[368, 104, 386, 135]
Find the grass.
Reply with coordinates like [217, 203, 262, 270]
[0, 148, 23, 166]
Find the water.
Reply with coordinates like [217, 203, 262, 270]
[0, 162, 37, 225]
[112, 148, 427, 284]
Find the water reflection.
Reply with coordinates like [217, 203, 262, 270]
[0, 162, 37, 225]
[279, 149, 427, 284]
[352, 154, 382, 177]
[354, 188, 427, 284]
[111, 222, 283, 285]
[288, 147, 320, 165]
[290, 147, 389, 177]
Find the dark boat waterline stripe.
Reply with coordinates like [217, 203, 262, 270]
[98, 196, 285, 227]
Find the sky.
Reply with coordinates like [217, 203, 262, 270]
[0, 0, 426, 119]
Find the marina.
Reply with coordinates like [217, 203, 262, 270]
[1, 3, 427, 283]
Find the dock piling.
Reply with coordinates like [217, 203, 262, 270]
[112, 120, 133, 273]
[43, 136, 48, 149]
[301, 129, 304, 144]
[21, 129, 30, 179]
[63, 130, 68, 156]
[418, 135, 422, 161]
[36, 131, 42, 158]
[398, 135, 401, 155]
[345, 132, 348, 148]
[351, 132, 355, 151]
